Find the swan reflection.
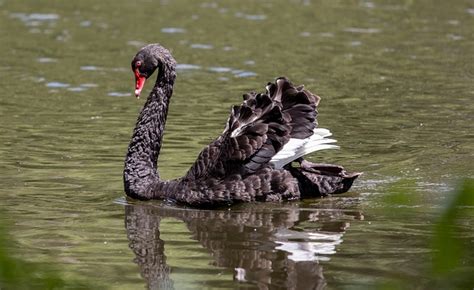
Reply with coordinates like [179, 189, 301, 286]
[124, 202, 362, 289]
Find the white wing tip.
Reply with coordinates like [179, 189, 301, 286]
[270, 127, 342, 169]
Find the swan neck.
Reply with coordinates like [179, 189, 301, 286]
[124, 57, 176, 199]
[156, 59, 176, 97]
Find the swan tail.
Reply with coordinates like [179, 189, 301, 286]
[270, 128, 339, 169]
[287, 161, 362, 197]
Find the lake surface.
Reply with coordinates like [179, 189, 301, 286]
[0, 0, 473, 288]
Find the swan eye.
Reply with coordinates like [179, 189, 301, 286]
[135, 60, 142, 67]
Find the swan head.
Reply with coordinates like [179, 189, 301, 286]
[131, 44, 163, 98]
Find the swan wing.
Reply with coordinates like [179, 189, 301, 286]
[184, 77, 323, 180]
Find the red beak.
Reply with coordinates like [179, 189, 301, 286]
[134, 68, 146, 98]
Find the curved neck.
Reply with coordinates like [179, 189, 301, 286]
[124, 57, 176, 199]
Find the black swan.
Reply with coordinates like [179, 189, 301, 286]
[124, 44, 360, 207]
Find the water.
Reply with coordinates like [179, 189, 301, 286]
[0, 0, 473, 288]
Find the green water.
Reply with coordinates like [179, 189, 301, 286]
[0, 0, 473, 288]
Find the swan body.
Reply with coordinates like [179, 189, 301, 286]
[123, 44, 360, 207]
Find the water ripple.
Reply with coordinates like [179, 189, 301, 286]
[161, 27, 186, 34]
[447, 34, 463, 41]
[46, 82, 69, 88]
[190, 43, 213, 50]
[37, 57, 57, 63]
[176, 64, 202, 71]
[197, 65, 258, 78]
[208, 66, 232, 73]
[344, 27, 381, 34]
[80, 83, 98, 88]
[79, 20, 92, 27]
[235, 12, 267, 21]
[67, 87, 87, 92]
[80, 66, 100, 71]
[243, 60, 255, 66]
[11, 12, 59, 25]
[127, 40, 146, 47]
[232, 70, 257, 78]
[361, 1, 375, 9]
[108, 92, 131, 97]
